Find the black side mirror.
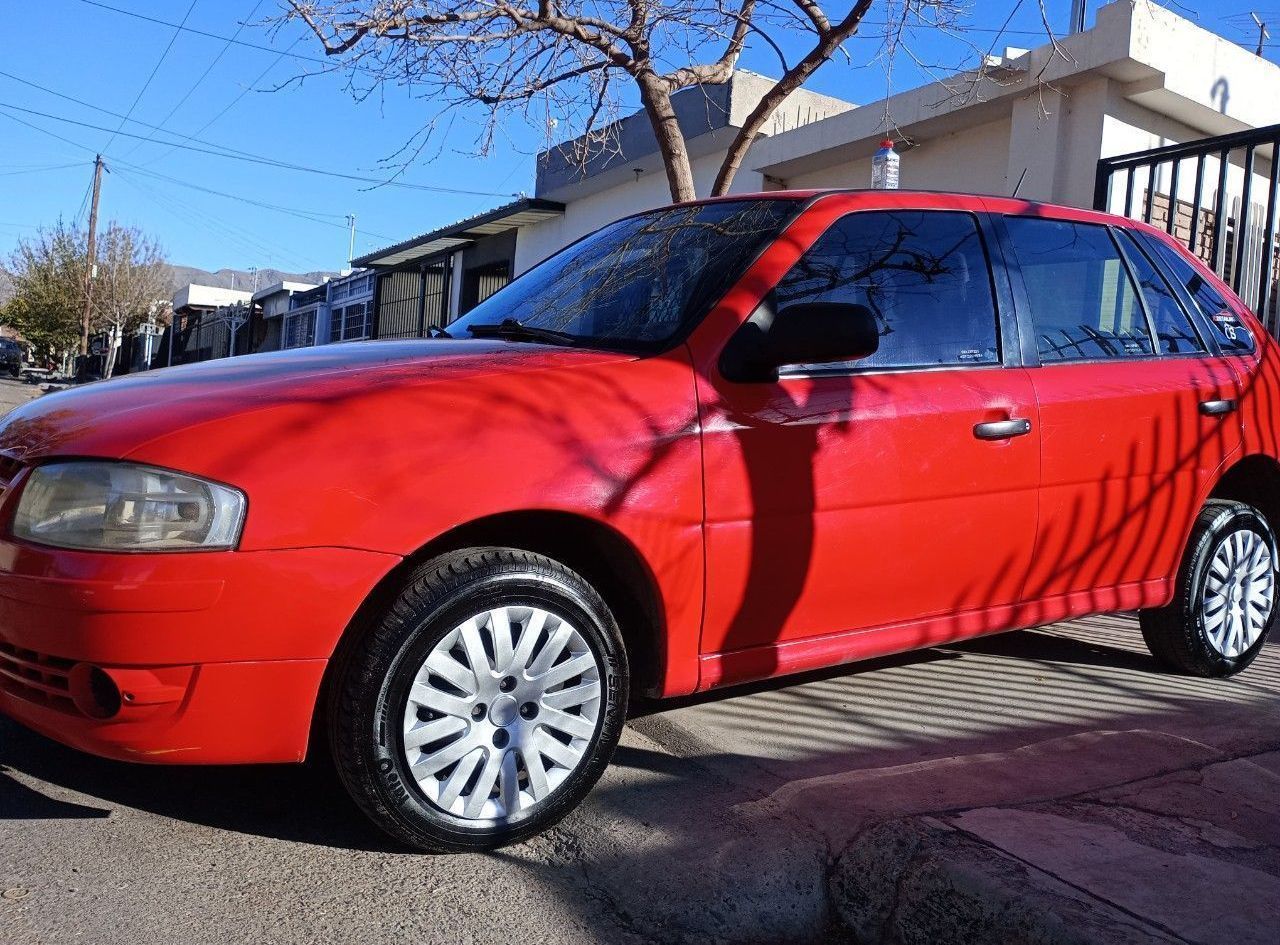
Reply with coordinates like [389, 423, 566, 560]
[720, 299, 879, 382]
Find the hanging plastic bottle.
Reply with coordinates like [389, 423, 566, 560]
[871, 139, 900, 190]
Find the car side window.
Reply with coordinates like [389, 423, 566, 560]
[1114, 230, 1206, 355]
[1135, 232, 1256, 354]
[772, 210, 999, 372]
[1004, 217, 1153, 362]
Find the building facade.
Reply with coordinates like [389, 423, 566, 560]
[280, 270, 377, 347]
[250, 280, 319, 352]
[352, 199, 566, 339]
[168, 284, 253, 366]
[504, 0, 1280, 279]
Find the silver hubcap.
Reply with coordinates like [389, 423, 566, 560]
[1202, 529, 1275, 658]
[401, 605, 602, 821]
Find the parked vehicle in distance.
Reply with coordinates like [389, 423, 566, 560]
[0, 339, 23, 378]
[1, 191, 1278, 853]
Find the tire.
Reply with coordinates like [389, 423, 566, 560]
[1140, 500, 1278, 677]
[329, 547, 629, 853]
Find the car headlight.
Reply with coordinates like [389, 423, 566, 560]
[11, 461, 246, 552]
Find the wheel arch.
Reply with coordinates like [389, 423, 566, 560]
[324, 510, 668, 710]
[1209, 454, 1280, 537]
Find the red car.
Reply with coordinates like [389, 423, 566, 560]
[1, 191, 1277, 852]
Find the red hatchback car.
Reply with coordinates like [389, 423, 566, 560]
[2, 191, 1278, 852]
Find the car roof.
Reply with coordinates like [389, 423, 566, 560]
[686, 188, 1144, 230]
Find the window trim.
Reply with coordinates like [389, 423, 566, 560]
[766, 207, 1009, 380]
[1128, 229, 1257, 358]
[998, 214, 1169, 368]
[1104, 225, 1163, 356]
[1110, 227, 1210, 359]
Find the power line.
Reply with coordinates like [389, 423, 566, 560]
[0, 100, 513, 197]
[75, 174, 94, 223]
[113, 170, 326, 273]
[101, 1, 200, 154]
[112, 160, 400, 241]
[0, 161, 87, 176]
[0, 105, 98, 155]
[118, 0, 266, 162]
[140, 35, 306, 168]
[0, 68, 296, 169]
[71, 0, 334, 65]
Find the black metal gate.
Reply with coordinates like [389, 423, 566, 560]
[371, 261, 451, 340]
[170, 307, 251, 365]
[1095, 123, 1280, 335]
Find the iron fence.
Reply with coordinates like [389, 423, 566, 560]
[1095, 123, 1280, 335]
[170, 306, 252, 365]
[372, 263, 451, 340]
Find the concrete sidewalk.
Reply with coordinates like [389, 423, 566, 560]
[821, 734, 1280, 944]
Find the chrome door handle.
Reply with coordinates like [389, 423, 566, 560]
[973, 418, 1032, 440]
[1199, 398, 1237, 416]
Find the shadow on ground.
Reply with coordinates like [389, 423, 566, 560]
[2, 615, 1279, 944]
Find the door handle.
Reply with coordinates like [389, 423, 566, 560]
[1199, 398, 1238, 416]
[973, 418, 1032, 440]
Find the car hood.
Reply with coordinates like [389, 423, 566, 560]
[0, 339, 633, 463]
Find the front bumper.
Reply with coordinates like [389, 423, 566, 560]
[0, 539, 400, 764]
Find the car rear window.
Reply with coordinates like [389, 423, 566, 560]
[1005, 217, 1153, 362]
[1114, 230, 1206, 356]
[1134, 232, 1255, 354]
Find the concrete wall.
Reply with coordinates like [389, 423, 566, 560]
[788, 115, 1015, 197]
[535, 70, 856, 205]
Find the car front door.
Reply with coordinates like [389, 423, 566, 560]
[995, 212, 1244, 614]
[690, 196, 1041, 687]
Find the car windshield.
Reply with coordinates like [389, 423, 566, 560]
[448, 198, 802, 352]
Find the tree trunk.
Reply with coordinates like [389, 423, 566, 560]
[637, 79, 698, 203]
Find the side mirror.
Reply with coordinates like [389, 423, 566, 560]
[720, 300, 879, 383]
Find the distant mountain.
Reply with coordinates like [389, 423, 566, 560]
[164, 264, 340, 296]
[0, 264, 337, 309]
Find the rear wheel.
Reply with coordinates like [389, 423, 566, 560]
[1140, 500, 1277, 677]
[329, 547, 628, 852]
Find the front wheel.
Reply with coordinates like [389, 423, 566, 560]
[1141, 500, 1277, 677]
[329, 548, 629, 852]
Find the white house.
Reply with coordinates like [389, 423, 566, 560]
[356, 0, 1280, 337]
[513, 0, 1280, 269]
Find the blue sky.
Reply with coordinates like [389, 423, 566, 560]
[0, 0, 1273, 274]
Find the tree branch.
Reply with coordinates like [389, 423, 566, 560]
[711, 0, 873, 195]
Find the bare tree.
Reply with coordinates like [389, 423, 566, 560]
[284, 0, 965, 203]
[90, 225, 170, 378]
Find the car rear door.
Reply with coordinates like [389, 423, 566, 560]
[994, 211, 1243, 613]
[691, 196, 1041, 686]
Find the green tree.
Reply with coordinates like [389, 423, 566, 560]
[0, 220, 84, 366]
[1, 221, 170, 373]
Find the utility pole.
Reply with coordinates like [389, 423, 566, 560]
[1252, 13, 1270, 57]
[80, 154, 105, 356]
[346, 214, 357, 269]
